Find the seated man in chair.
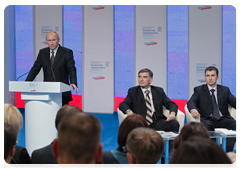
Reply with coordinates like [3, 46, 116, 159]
[187, 66, 236, 152]
[119, 68, 179, 132]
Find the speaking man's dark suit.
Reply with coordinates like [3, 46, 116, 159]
[187, 84, 236, 151]
[31, 142, 57, 164]
[25, 45, 77, 105]
[119, 85, 179, 132]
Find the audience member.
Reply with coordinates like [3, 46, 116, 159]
[173, 122, 210, 151]
[53, 113, 103, 164]
[126, 127, 164, 164]
[4, 123, 17, 164]
[102, 114, 148, 164]
[31, 105, 82, 164]
[226, 152, 236, 163]
[4, 103, 31, 164]
[169, 136, 231, 164]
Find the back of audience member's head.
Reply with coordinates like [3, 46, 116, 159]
[169, 136, 231, 164]
[227, 152, 238, 168]
[173, 122, 209, 150]
[53, 113, 102, 164]
[55, 105, 82, 130]
[4, 103, 23, 135]
[118, 114, 148, 151]
[126, 127, 164, 164]
[4, 123, 17, 163]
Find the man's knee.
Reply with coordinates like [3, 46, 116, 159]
[171, 120, 180, 132]
[228, 120, 236, 130]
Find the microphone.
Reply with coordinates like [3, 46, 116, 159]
[51, 65, 56, 82]
[16, 71, 30, 81]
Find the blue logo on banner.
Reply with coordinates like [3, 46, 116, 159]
[144, 41, 157, 46]
[198, 6, 211, 10]
[92, 6, 105, 10]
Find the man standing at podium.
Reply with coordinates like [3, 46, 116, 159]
[26, 31, 78, 106]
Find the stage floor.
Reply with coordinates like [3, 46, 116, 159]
[17, 108, 119, 155]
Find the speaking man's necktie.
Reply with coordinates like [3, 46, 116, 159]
[210, 89, 221, 120]
[145, 90, 153, 125]
[51, 50, 54, 66]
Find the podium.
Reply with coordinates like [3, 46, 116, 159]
[9, 81, 73, 155]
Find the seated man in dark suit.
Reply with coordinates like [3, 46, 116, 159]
[187, 66, 236, 152]
[4, 123, 17, 164]
[31, 105, 82, 164]
[119, 68, 179, 132]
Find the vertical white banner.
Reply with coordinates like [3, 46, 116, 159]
[82, 5, 114, 113]
[188, 5, 222, 98]
[33, 5, 63, 82]
[135, 5, 167, 92]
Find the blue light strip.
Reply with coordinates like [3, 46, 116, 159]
[63, 5, 82, 95]
[222, 5, 236, 96]
[167, 5, 188, 100]
[114, 5, 134, 97]
[15, 5, 33, 81]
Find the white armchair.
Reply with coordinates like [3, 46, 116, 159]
[117, 108, 185, 132]
[184, 104, 236, 148]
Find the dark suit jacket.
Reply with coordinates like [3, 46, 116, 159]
[119, 85, 178, 120]
[31, 142, 57, 164]
[11, 146, 31, 164]
[25, 45, 77, 103]
[187, 84, 236, 120]
[102, 151, 119, 164]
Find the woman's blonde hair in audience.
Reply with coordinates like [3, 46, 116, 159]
[4, 103, 23, 135]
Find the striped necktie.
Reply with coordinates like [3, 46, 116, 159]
[145, 90, 153, 125]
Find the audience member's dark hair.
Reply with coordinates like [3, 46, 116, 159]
[55, 105, 82, 130]
[4, 123, 17, 160]
[57, 113, 102, 163]
[169, 136, 231, 164]
[173, 135, 180, 151]
[205, 66, 219, 76]
[126, 127, 164, 164]
[118, 114, 148, 151]
[173, 122, 209, 150]
[138, 68, 153, 78]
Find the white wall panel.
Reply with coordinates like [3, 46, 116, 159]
[188, 5, 222, 98]
[33, 5, 63, 82]
[82, 5, 114, 113]
[135, 5, 167, 92]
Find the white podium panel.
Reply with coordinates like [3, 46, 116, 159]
[9, 81, 73, 155]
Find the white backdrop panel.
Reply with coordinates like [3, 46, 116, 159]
[82, 5, 114, 113]
[33, 5, 63, 82]
[135, 5, 167, 92]
[188, 5, 222, 98]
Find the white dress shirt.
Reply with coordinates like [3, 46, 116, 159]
[49, 45, 59, 59]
